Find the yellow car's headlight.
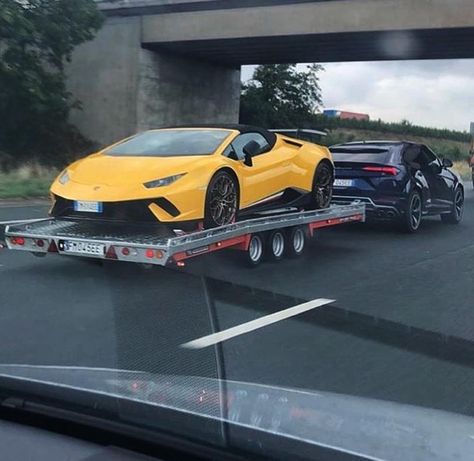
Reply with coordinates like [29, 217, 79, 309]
[143, 174, 186, 189]
[58, 170, 70, 185]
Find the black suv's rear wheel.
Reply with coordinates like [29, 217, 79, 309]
[310, 162, 333, 209]
[400, 190, 422, 233]
[204, 171, 238, 228]
[441, 187, 464, 225]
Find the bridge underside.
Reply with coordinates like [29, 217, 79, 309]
[68, 0, 474, 146]
[149, 27, 474, 65]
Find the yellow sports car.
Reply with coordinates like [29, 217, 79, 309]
[50, 125, 334, 229]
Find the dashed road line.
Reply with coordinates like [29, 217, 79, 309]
[181, 298, 335, 350]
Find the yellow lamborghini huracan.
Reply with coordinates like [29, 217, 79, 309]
[50, 125, 334, 229]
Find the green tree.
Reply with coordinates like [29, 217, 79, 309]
[0, 0, 103, 167]
[240, 64, 324, 128]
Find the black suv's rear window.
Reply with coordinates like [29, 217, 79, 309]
[330, 145, 401, 164]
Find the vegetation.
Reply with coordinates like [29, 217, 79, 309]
[452, 161, 472, 181]
[316, 116, 470, 144]
[0, 0, 103, 168]
[320, 128, 470, 162]
[241, 64, 472, 163]
[240, 64, 324, 128]
[0, 164, 57, 198]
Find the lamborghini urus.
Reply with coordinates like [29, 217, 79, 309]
[330, 141, 464, 232]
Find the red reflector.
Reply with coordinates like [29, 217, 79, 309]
[36, 239, 45, 248]
[105, 246, 118, 260]
[363, 166, 399, 175]
[48, 240, 58, 253]
[145, 249, 154, 259]
[121, 247, 130, 256]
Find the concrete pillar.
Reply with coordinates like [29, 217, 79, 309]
[136, 49, 241, 133]
[67, 17, 142, 147]
[67, 18, 241, 148]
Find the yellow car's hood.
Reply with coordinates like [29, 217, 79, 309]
[69, 154, 207, 187]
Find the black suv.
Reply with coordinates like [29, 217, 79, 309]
[330, 141, 464, 232]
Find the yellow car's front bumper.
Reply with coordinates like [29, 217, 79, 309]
[50, 178, 208, 224]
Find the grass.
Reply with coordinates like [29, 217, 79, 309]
[0, 165, 58, 199]
[452, 161, 472, 181]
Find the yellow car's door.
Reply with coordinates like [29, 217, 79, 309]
[228, 133, 291, 209]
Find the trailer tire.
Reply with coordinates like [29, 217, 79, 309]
[286, 226, 307, 258]
[266, 230, 286, 262]
[245, 233, 265, 267]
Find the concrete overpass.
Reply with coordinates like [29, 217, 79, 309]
[68, 0, 474, 146]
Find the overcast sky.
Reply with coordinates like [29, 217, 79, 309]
[242, 60, 474, 133]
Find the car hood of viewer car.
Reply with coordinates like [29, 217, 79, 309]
[0, 364, 472, 461]
[65, 154, 210, 187]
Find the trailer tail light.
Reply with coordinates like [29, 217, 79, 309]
[35, 239, 45, 248]
[105, 246, 118, 260]
[48, 240, 58, 253]
[10, 237, 25, 246]
[121, 247, 130, 256]
[155, 250, 164, 259]
[145, 249, 154, 259]
[362, 166, 399, 175]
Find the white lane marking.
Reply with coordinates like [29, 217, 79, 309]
[181, 298, 335, 350]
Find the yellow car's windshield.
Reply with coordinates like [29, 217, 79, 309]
[105, 129, 232, 157]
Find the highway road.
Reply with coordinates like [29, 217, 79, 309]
[1, 186, 474, 419]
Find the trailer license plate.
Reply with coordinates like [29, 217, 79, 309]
[74, 201, 103, 213]
[334, 179, 354, 187]
[59, 240, 105, 256]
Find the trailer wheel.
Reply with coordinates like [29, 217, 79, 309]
[267, 230, 286, 262]
[286, 226, 307, 258]
[246, 233, 265, 266]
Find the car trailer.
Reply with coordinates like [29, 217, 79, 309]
[1, 203, 365, 267]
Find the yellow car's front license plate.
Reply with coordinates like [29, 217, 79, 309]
[74, 201, 103, 213]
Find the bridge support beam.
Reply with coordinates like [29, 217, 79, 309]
[67, 17, 241, 147]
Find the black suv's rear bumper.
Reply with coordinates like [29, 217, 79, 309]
[332, 195, 402, 219]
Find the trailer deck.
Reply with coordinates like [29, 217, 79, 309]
[2, 203, 365, 266]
